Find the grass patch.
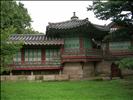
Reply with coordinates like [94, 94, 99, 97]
[1, 79, 133, 100]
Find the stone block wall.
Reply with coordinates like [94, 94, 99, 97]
[121, 69, 133, 76]
[0, 74, 69, 81]
[43, 75, 55, 81]
[55, 74, 69, 81]
[63, 62, 83, 80]
[27, 76, 35, 81]
[96, 60, 112, 76]
[83, 62, 95, 79]
[63, 62, 96, 80]
[96, 60, 133, 77]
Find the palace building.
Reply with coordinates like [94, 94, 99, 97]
[8, 12, 133, 79]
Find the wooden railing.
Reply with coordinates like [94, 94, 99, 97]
[11, 60, 61, 68]
[62, 48, 103, 57]
[10, 49, 132, 67]
[108, 49, 133, 56]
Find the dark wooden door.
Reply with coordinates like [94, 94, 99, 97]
[111, 63, 123, 78]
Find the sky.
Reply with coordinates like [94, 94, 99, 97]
[19, 1, 111, 33]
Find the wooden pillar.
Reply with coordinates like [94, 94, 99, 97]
[41, 48, 45, 64]
[105, 42, 110, 54]
[31, 71, 33, 76]
[59, 70, 62, 75]
[80, 36, 84, 53]
[10, 71, 13, 76]
[60, 45, 64, 56]
[60, 45, 64, 64]
[21, 48, 25, 64]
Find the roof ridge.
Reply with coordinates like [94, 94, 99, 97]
[11, 34, 46, 36]
[48, 18, 88, 25]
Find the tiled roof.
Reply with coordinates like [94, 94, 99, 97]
[106, 22, 115, 29]
[47, 18, 108, 31]
[9, 34, 64, 45]
[92, 24, 109, 31]
[47, 18, 89, 30]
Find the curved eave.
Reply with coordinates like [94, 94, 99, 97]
[46, 22, 108, 33]
[46, 23, 88, 34]
[9, 40, 64, 46]
[87, 23, 109, 41]
[46, 23, 109, 41]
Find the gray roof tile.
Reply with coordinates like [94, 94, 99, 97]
[9, 34, 64, 45]
[47, 18, 89, 30]
[46, 18, 109, 31]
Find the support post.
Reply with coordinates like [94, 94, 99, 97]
[59, 70, 62, 75]
[10, 71, 12, 76]
[21, 48, 25, 64]
[80, 36, 84, 54]
[60, 45, 64, 55]
[105, 42, 110, 55]
[41, 48, 45, 64]
[31, 71, 33, 76]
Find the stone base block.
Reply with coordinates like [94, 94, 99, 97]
[55, 74, 69, 81]
[27, 76, 35, 81]
[35, 75, 43, 80]
[43, 75, 55, 81]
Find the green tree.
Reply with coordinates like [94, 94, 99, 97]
[87, 0, 133, 23]
[87, 0, 133, 40]
[117, 58, 133, 69]
[87, 0, 133, 69]
[116, 47, 133, 69]
[1, 0, 32, 34]
[0, 0, 32, 73]
[1, 26, 23, 73]
[25, 27, 44, 34]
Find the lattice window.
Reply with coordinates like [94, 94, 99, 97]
[13, 51, 21, 64]
[109, 41, 131, 50]
[45, 48, 60, 65]
[64, 37, 79, 49]
[83, 38, 91, 49]
[24, 49, 41, 63]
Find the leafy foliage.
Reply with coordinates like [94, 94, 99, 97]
[0, 0, 32, 73]
[87, 0, 133, 22]
[117, 47, 133, 69]
[104, 27, 132, 42]
[117, 57, 133, 69]
[1, 0, 32, 34]
[1, 26, 23, 73]
[25, 27, 44, 34]
[87, 0, 133, 41]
